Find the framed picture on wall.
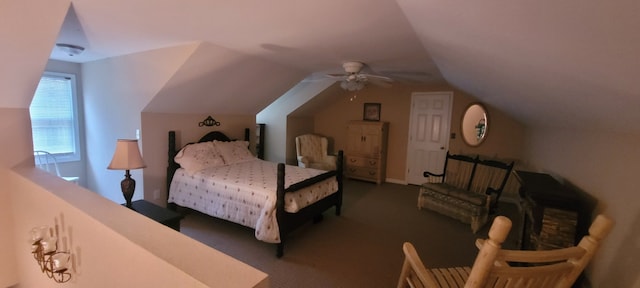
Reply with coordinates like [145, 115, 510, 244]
[363, 103, 381, 121]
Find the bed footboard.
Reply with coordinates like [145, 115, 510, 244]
[275, 151, 343, 257]
[167, 130, 344, 258]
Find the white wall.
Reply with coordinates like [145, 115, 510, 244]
[0, 107, 270, 287]
[525, 128, 640, 287]
[257, 79, 334, 163]
[0, 1, 71, 285]
[82, 45, 197, 203]
[0, 0, 69, 109]
[0, 108, 33, 287]
[7, 164, 268, 287]
[0, 2, 269, 285]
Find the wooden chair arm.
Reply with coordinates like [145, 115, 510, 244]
[398, 242, 440, 288]
[423, 171, 445, 178]
[297, 156, 310, 168]
[485, 187, 498, 195]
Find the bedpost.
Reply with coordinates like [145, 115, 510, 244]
[336, 150, 343, 216]
[276, 163, 286, 258]
[167, 131, 180, 210]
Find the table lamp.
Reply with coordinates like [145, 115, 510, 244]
[107, 139, 146, 208]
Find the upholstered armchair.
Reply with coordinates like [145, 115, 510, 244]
[295, 134, 337, 171]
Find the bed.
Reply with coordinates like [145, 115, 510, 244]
[166, 130, 343, 257]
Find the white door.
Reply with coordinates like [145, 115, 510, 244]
[406, 92, 452, 185]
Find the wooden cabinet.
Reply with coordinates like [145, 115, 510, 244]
[345, 121, 388, 184]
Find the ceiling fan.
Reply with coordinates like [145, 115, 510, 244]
[326, 61, 393, 91]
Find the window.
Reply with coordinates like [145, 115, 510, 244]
[30, 72, 81, 162]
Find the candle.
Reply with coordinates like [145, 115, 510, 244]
[40, 237, 57, 254]
[29, 226, 49, 244]
[51, 253, 70, 272]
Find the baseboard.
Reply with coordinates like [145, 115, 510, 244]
[385, 178, 407, 185]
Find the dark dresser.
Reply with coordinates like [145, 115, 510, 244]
[515, 171, 597, 251]
[127, 200, 183, 231]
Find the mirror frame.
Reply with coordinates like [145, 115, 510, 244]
[461, 103, 489, 147]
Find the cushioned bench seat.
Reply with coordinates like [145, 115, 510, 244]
[419, 184, 489, 232]
[418, 152, 514, 233]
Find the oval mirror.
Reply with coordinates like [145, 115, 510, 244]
[461, 103, 488, 147]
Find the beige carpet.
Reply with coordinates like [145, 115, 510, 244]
[179, 179, 523, 288]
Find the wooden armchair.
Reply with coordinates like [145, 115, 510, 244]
[397, 214, 613, 288]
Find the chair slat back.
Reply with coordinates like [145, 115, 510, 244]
[34, 150, 61, 177]
[443, 156, 476, 189]
[470, 215, 613, 288]
[469, 159, 514, 196]
[469, 164, 506, 195]
[398, 215, 613, 288]
[485, 262, 575, 288]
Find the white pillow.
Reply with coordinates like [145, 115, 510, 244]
[174, 141, 225, 174]
[214, 140, 255, 165]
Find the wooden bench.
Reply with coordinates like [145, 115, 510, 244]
[418, 152, 514, 233]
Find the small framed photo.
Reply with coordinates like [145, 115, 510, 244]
[363, 103, 381, 121]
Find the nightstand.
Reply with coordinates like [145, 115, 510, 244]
[126, 200, 183, 231]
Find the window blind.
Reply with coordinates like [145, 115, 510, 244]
[30, 74, 77, 156]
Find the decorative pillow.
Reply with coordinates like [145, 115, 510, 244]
[214, 140, 255, 165]
[174, 141, 225, 174]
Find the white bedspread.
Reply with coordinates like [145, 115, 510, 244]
[168, 159, 338, 243]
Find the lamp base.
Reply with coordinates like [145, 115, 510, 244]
[121, 170, 136, 208]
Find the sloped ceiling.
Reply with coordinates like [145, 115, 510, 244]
[51, 0, 640, 134]
[0, 0, 70, 108]
[398, 0, 640, 134]
[144, 42, 305, 114]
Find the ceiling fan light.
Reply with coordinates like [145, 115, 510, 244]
[341, 79, 365, 91]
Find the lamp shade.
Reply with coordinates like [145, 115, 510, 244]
[107, 139, 146, 170]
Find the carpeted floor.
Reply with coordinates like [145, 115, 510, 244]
[179, 179, 523, 288]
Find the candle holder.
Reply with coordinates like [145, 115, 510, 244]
[29, 226, 72, 283]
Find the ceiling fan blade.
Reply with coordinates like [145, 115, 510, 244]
[362, 73, 393, 82]
[368, 77, 393, 88]
[325, 73, 347, 79]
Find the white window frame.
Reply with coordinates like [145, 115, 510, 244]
[30, 71, 82, 163]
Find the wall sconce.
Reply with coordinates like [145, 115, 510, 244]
[29, 226, 72, 283]
[199, 116, 221, 127]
